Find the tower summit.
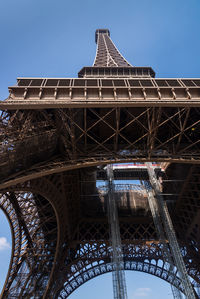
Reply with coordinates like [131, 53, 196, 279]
[78, 29, 155, 78]
[95, 29, 110, 43]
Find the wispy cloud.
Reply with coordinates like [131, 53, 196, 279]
[0, 237, 11, 250]
[134, 288, 151, 297]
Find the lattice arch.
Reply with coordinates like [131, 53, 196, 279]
[0, 195, 20, 297]
[49, 238, 190, 298]
[0, 180, 60, 299]
[56, 260, 184, 298]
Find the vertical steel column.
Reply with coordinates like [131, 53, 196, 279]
[106, 164, 128, 299]
[146, 162, 196, 299]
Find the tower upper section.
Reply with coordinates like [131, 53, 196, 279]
[93, 29, 132, 67]
[78, 29, 155, 78]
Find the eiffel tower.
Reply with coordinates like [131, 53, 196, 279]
[0, 29, 200, 298]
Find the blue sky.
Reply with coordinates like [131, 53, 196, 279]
[1, 0, 200, 297]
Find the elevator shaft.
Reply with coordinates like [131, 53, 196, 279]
[146, 162, 195, 299]
[144, 179, 183, 298]
[107, 165, 128, 299]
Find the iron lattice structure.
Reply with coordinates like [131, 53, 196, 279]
[0, 29, 200, 298]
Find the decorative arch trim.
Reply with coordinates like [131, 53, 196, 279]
[57, 260, 184, 298]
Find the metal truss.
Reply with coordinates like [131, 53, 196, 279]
[0, 105, 200, 190]
[1, 29, 200, 298]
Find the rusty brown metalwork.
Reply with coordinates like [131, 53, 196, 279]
[0, 29, 200, 298]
